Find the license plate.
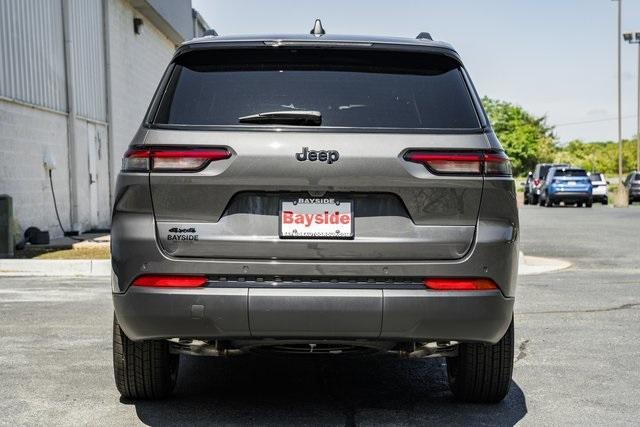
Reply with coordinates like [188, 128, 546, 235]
[279, 198, 354, 239]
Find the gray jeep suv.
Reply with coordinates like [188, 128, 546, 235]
[111, 28, 518, 403]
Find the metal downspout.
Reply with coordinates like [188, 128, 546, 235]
[61, 0, 79, 231]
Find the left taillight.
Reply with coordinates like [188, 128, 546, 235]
[404, 151, 512, 177]
[122, 148, 231, 172]
[132, 275, 207, 288]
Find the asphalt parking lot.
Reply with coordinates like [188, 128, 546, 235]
[1, 205, 639, 426]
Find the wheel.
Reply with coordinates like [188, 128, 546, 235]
[446, 319, 514, 403]
[523, 195, 529, 205]
[602, 198, 608, 206]
[576, 202, 583, 207]
[545, 196, 553, 207]
[113, 315, 179, 399]
[586, 199, 592, 208]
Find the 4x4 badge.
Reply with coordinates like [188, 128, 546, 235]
[295, 147, 339, 164]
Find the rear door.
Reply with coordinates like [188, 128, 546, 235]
[143, 46, 493, 261]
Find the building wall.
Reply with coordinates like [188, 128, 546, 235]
[0, 0, 190, 238]
[0, 101, 71, 237]
[107, 0, 175, 190]
[0, 0, 67, 112]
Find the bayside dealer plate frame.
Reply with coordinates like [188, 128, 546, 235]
[279, 197, 355, 239]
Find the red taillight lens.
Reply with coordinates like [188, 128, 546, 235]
[404, 151, 512, 176]
[132, 275, 207, 288]
[423, 278, 498, 291]
[122, 148, 231, 172]
[533, 178, 540, 186]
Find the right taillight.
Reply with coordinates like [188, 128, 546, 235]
[404, 151, 512, 177]
[423, 278, 498, 291]
[122, 148, 231, 172]
[483, 152, 512, 176]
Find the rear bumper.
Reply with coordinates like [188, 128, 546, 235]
[549, 191, 591, 201]
[113, 284, 513, 344]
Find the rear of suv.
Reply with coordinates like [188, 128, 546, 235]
[111, 30, 518, 403]
[539, 167, 593, 207]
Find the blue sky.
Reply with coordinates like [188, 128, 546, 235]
[192, 0, 640, 143]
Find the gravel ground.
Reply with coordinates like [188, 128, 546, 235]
[0, 204, 638, 426]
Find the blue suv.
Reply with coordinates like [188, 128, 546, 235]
[539, 167, 592, 207]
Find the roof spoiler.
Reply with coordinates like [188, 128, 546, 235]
[416, 32, 433, 40]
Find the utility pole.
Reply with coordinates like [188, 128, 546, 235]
[613, 0, 628, 207]
[624, 32, 640, 171]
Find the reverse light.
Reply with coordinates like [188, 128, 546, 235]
[423, 278, 498, 291]
[122, 148, 231, 172]
[132, 275, 207, 288]
[404, 151, 512, 176]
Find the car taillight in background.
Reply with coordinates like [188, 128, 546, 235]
[404, 151, 512, 176]
[122, 148, 231, 172]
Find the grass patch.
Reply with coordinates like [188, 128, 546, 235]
[14, 246, 110, 260]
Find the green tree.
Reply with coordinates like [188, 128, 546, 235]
[482, 97, 556, 176]
[555, 139, 637, 176]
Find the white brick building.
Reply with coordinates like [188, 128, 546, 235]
[0, 0, 208, 238]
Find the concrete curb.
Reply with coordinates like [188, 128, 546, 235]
[518, 252, 572, 276]
[0, 254, 571, 278]
[0, 259, 110, 277]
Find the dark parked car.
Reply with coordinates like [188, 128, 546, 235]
[539, 167, 592, 207]
[526, 163, 569, 205]
[111, 27, 518, 403]
[624, 171, 640, 204]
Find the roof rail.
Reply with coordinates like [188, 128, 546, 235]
[203, 29, 218, 37]
[416, 32, 433, 40]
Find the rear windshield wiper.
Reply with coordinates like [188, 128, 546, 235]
[238, 110, 322, 126]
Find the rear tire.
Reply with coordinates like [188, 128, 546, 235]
[446, 319, 514, 403]
[576, 202, 583, 207]
[113, 315, 179, 400]
[585, 199, 592, 208]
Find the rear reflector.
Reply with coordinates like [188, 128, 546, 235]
[404, 151, 512, 176]
[122, 148, 231, 172]
[423, 278, 498, 291]
[132, 275, 207, 288]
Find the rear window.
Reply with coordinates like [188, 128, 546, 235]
[554, 169, 588, 177]
[152, 48, 481, 130]
[537, 165, 551, 179]
[589, 174, 604, 182]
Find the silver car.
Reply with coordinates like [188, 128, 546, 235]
[111, 29, 518, 403]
